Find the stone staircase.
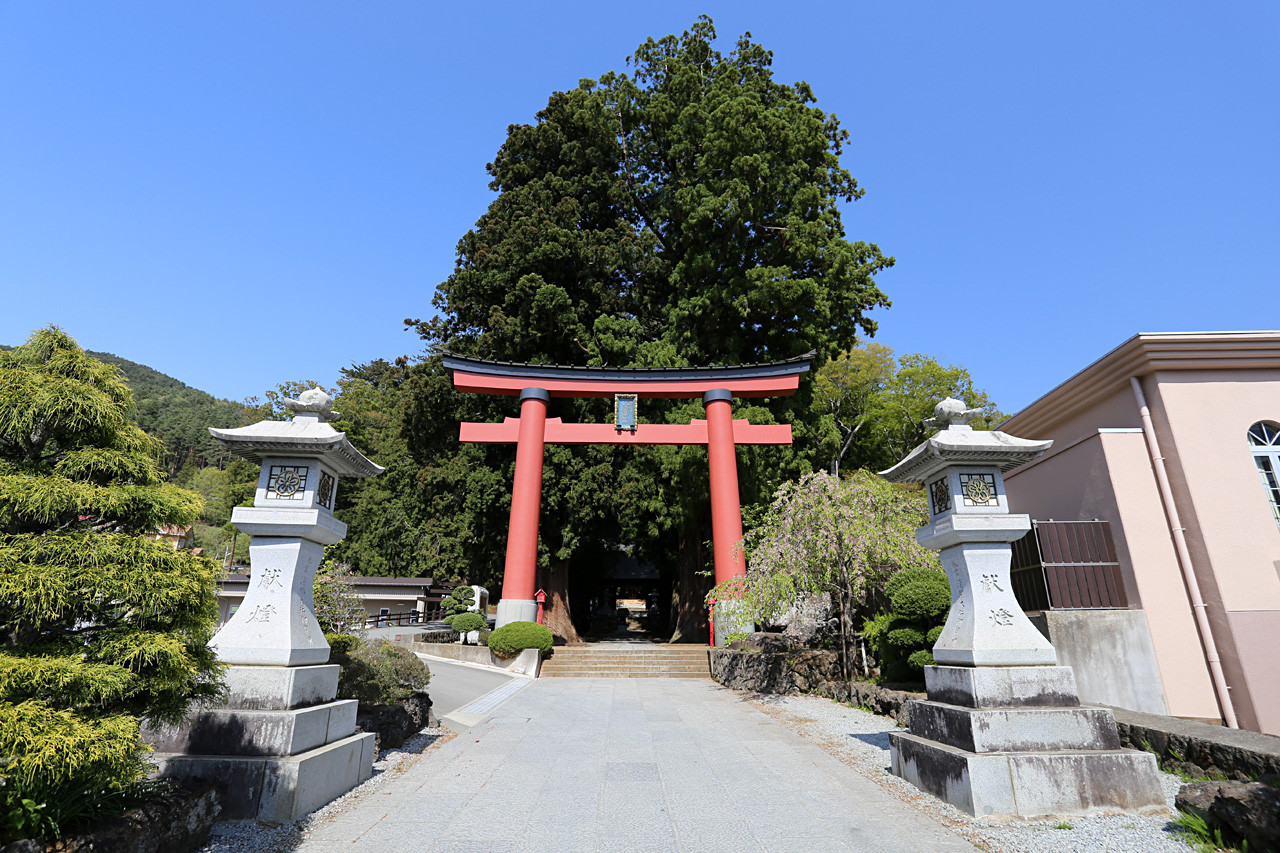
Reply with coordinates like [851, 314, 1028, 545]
[539, 643, 712, 678]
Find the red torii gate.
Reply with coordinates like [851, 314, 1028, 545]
[444, 352, 814, 629]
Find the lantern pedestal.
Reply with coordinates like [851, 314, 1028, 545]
[889, 663, 1164, 817]
[879, 400, 1165, 818]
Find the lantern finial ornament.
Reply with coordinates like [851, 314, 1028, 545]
[281, 387, 340, 422]
[924, 396, 985, 429]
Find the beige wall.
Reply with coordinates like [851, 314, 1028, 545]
[1148, 370, 1280, 733]
[1005, 428, 1220, 721]
[1097, 431, 1220, 722]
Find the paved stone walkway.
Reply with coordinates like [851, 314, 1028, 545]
[297, 679, 978, 852]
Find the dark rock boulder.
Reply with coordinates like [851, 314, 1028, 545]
[1177, 780, 1280, 852]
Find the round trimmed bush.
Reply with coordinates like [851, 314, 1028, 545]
[907, 649, 936, 670]
[450, 612, 486, 634]
[486, 621, 553, 659]
[885, 626, 925, 650]
[926, 625, 944, 644]
[886, 568, 951, 621]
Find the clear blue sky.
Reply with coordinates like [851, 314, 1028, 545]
[2, 2, 1276, 413]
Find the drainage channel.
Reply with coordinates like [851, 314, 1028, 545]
[443, 677, 532, 728]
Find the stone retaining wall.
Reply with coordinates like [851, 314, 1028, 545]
[1113, 707, 1280, 782]
[710, 649, 923, 726]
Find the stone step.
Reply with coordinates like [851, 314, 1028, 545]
[539, 644, 712, 678]
[541, 671, 710, 679]
[540, 665, 711, 675]
[545, 655, 710, 663]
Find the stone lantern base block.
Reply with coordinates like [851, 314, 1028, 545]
[924, 665, 1080, 708]
[222, 664, 340, 710]
[155, 663, 372, 822]
[906, 700, 1120, 754]
[154, 731, 375, 823]
[890, 731, 1165, 818]
[149, 699, 358, 757]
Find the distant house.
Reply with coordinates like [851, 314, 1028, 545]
[216, 575, 475, 629]
[1001, 331, 1280, 735]
[149, 524, 195, 550]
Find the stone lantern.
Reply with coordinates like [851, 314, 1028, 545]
[207, 388, 384, 665]
[153, 389, 386, 823]
[879, 399, 1163, 818]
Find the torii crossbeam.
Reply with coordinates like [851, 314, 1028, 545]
[444, 352, 813, 630]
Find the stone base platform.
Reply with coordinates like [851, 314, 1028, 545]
[890, 665, 1168, 818]
[891, 731, 1165, 818]
[155, 731, 375, 823]
[156, 663, 374, 822]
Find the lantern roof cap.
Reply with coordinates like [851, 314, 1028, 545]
[208, 388, 384, 478]
[879, 398, 1051, 483]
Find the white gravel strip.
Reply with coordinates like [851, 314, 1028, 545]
[747, 692, 1194, 853]
[198, 727, 455, 853]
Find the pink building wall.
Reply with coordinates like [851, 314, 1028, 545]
[1004, 424, 1220, 722]
[1143, 369, 1280, 733]
[1002, 335, 1280, 734]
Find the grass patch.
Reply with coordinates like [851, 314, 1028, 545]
[1173, 810, 1246, 853]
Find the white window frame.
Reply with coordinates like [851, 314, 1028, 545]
[1248, 421, 1280, 529]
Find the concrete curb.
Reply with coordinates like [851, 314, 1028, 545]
[409, 642, 541, 677]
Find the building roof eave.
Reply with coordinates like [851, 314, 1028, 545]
[1002, 331, 1280, 437]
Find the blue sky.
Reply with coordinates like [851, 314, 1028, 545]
[1, 2, 1276, 413]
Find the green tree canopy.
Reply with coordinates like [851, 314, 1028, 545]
[0, 327, 221, 842]
[399, 17, 895, 641]
[812, 341, 1007, 476]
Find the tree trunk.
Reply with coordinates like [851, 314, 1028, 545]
[669, 528, 710, 644]
[538, 556, 582, 644]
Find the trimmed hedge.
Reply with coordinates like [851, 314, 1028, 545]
[326, 634, 430, 706]
[448, 612, 486, 634]
[486, 621, 553, 659]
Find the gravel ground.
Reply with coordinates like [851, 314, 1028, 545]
[748, 692, 1194, 853]
[199, 728, 455, 853]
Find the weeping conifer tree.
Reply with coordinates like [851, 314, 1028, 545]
[0, 327, 221, 842]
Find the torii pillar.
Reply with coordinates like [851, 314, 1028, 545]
[443, 352, 815, 633]
[497, 388, 550, 625]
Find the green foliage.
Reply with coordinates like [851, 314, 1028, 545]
[313, 561, 366, 634]
[812, 341, 1007, 476]
[725, 631, 753, 647]
[440, 586, 476, 620]
[448, 612, 486, 635]
[1172, 808, 1243, 853]
[325, 635, 430, 707]
[885, 626, 925, 649]
[906, 649, 936, 670]
[486, 621, 554, 659]
[864, 567, 950, 683]
[0, 328, 201, 535]
[85, 352, 248, 476]
[0, 328, 221, 842]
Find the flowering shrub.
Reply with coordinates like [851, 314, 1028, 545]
[710, 470, 942, 682]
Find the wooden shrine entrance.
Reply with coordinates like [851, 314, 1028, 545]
[443, 353, 813, 630]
